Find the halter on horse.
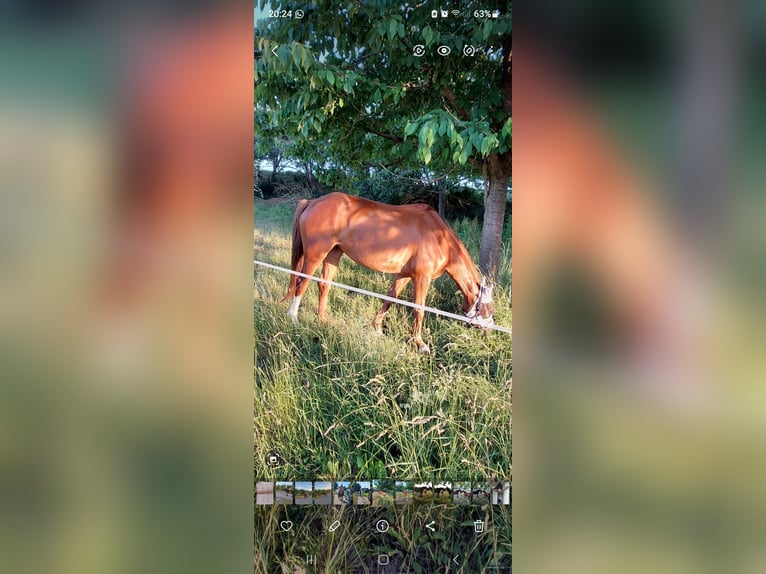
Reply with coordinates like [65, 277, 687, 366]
[463, 275, 495, 330]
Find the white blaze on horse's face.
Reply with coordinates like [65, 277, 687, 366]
[288, 295, 302, 324]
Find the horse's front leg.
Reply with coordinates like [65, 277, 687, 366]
[372, 275, 410, 335]
[411, 274, 432, 353]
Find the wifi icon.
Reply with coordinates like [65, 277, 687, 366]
[450, 9, 461, 17]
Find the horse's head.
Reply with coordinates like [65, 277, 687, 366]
[464, 276, 495, 331]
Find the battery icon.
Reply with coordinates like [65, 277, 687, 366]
[492, 10, 500, 18]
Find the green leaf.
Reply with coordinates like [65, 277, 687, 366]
[459, 141, 473, 164]
[325, 70, 335, 87]
[448, 123, 458, 146]
[471, 131, 483, 150]
[418, 123, 429, 145]
[502, 117, 512, 136]
[277, 45, 290, 64]
[423, 26, 433, 46]
[483, 19, 493, 40]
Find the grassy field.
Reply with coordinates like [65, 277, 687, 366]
[254, 197, 511, 571]
[254, 198, 511, 481]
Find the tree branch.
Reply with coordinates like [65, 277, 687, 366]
[442, 85, 470, 121]
[351, 50, 383, 66]
[365, 125, 404, 143]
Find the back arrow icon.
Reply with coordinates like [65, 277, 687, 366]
[271, 44, 279, 57]
[453, 554, 460, 565]
[425, 521, 436, 531]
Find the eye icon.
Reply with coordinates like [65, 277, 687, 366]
[412, 44, 426, 57]
[437, 45, 451, 56]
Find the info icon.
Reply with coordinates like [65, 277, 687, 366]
[376, 519, 390, 533]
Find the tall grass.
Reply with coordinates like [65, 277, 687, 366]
[254, 200, 512, 481]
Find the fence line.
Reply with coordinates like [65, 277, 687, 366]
[254, 259, 512, 335]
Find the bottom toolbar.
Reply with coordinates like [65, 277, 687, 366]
[254, 502, 512, 573]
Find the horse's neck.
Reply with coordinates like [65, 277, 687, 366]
[447, 252, 480, 303]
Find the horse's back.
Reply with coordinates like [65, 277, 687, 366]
[308, 192, 435, 217]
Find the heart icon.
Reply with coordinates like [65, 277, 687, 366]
[280, 520, 293, 532]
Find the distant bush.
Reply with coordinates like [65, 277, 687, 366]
[255, 171, 331, 199]
[255, 168, 508, 221]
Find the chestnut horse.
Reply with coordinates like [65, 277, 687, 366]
[281, 192, 494, 353]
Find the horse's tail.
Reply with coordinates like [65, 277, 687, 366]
[281, 199, 310, 302]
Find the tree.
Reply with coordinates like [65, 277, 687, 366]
[255, 1, 511, 275]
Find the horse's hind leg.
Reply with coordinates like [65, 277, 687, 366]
[372, 275, 410, 335]
[288, 245, 336, 324]
[318, 248, 342, 321]
[287, 253, 326, 325]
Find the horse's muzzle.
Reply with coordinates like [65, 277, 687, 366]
[469, 315, 495, 331]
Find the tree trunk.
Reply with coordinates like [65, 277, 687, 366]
[478, 28, 511, 278]
[269, 149, 281, 183]
[479, 152, 511, 277]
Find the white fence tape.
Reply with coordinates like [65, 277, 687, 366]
[254, 259, 512, 335]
